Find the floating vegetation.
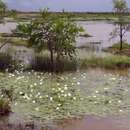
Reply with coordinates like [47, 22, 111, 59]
[0, 69, 130, 122]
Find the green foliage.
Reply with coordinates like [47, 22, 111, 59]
[15, 9, 83, 72]
[113, 0, 128, 13]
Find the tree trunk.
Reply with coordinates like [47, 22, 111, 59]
[50, 48, 54, 72]
[120, 23, 123, 51]
[56, 52, 61, 72]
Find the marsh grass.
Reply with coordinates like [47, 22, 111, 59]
[80, 54, 130, 69]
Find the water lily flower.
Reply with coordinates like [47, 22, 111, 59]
[50, 97, 53, 101]
[68, 93, 72, 97]
[64, 86, 68, 90]
[32, 100, 36, 104]
[35, 107, 39, 111]
[77, 82, 80, 85]
[56, 107, 60, 110]
[73, 97, 76, 100]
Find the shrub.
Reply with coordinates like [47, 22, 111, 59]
[0, 53, 13, 71]
[0, 98, 11, 115]
[0, 52, 21, 72]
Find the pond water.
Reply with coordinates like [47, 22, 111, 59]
[0, 22, 17, 33]
[1, 21, 130, 49]
[53, 116, 130, 130]
[77, 21, 130, 49]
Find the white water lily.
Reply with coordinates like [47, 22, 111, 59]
[14, 102, 18, 106]
[118, 100, 122, 103]
[34, 83, 37, 86]
[56, 107, 60, 110]
[109, 100, 112, 104]
[32, 100, 36, 104]
[35, 107, 39, 111]
[110, 77, 116, 81]
[73, 97, 76, 100]
[58, 87, 61, 91]
[64, 84, 68, 87]
[64, 86, 68, 90]
[50, 97, 53, 101]
[57, 83, 60, 86]
[19, 91, 23, 95]
[64, 94, 67, 97]
[30, 89, 34, 92]
[95, 91, 99, 94]
[61, 90, 64, 93]
[93, 95, 97, 98]
[39, 82, 43, 85]
[68, 93, 72, 97]
[39, 96, 42, 99]
[77, 82, 80, 85]
[119, 109, 123, 112]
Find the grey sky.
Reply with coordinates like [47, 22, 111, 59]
[4, 0, 130, 12]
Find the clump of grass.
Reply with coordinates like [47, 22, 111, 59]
[0, 98, 11, 115]
[80, 54, 130, 69]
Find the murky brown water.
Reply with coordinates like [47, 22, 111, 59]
[52, 116, 130, 130]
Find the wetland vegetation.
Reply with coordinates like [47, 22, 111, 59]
[0, 0, 130, 130]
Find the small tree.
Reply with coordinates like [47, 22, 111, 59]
[0, 0, 7, 17]
[110, 0, 130, 51]
[15, 10, 83, 72]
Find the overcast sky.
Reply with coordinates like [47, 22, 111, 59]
[4, 0, 130, 12]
